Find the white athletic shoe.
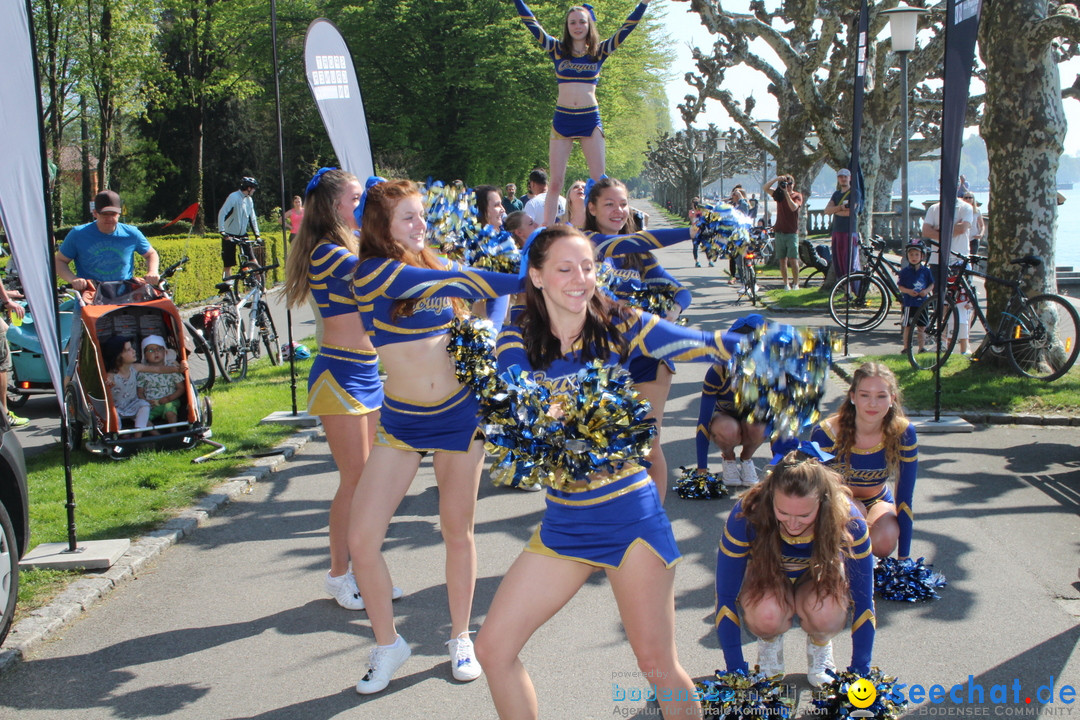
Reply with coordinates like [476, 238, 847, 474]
[356, 635, 412, 694]
[325, 571, 403, 611]
[806, 637, 836, 688]
[739, 460, 759, 487]
[757, 635, 785, 678]
[722, 460, 741, 487]
[446, 631, 483, 682]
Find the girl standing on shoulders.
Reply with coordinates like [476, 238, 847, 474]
[283, 168, 400, 612]
[347, 179, 522, 694]
[714, 449, 875, 687]
[476, 225, 736, 719]
[810, 361, 918, 560]
[514, 0, 650, 226]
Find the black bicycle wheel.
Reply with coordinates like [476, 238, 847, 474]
[182, 320, 215, 393]
[1006, 294, 1080, 381]
[829, 273, 891, 331]
[258, 302, 281, 366]
[746, 264, 758, 306]
[213, 307, 248, 382]
[799, 268, 823, 288]
[906, 300, 959, 371]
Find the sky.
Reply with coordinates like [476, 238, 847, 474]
[656, 1, 1080, 157]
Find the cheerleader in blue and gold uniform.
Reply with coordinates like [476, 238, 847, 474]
[514, 0, 650, 226]
[346, 179, 523, 695]
[714, 448, 876, 687]
[810, 361, 919, 559]
[475, 225, 734, 720]
[283, 168, 395, 612]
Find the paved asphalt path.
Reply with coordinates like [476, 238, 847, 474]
[1, 202, 1077, 718]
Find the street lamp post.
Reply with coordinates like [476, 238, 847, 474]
[717, 135, 728, 199]
[757, 119, 776, 226]
[883, 3, 927, 248]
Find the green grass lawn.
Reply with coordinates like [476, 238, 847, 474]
[17, 350, 315, 619]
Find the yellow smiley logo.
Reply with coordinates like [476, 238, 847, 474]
[848, 678, 877, 708]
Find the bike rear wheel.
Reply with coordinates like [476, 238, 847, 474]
[258, 302, 281, 365]
[829, 273, 891, 331]
[1005, 294, 1080, 381]
[213, 306, 248, 382]
[745, 264, 758, 306]
[798, 268, 824, 288]
[906, 300, 959, 371]
[182, 320, 215, 393]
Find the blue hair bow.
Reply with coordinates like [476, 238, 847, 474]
[582, 3, 596, 20]
[518, 226, 546, 280]
[354, 175, 387, 229]
[583, 173, 608, 206]
[305, 167, 336, 198]
[771, 440, 835, 466]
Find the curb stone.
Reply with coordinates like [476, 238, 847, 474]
[0, 426, 322, 676]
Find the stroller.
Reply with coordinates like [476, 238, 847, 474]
[64, 280, 222, 461]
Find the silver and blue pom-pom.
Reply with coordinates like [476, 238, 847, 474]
[422, 178, 477, 258]
[728, 324, 837, 441]
[484, 361, 654, 490]
[874, 557, 947, 602]
[674, 466, 727, 500]
[693, 202, 752, 262]
[446, 316, 498, 401]
[810, 668, 909, 720]
[696, 668, 794, 719]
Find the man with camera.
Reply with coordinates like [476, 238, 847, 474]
[764, 174, 803, 290]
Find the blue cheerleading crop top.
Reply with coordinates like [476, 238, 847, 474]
[715, 498, 876, 674]
[496, 307, 737, 390]
[352, 257, 523, 347]
[584, 228, 692, 259]
[811, 419, 919, 559]
[308, 241, 360, 318]
[515, 0, 647, 85]
[695, 364, 736, 469]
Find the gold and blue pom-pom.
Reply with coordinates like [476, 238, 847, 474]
[484, 361, 654, 490]
[446, 316, 498, 401]
[465, 226, 521, 275]
[811, 668, 909, 720]
[874, 557, 947, 602]
[693, 202, 752, 262]
[674, 466, 727, 500]
[422, 178, 477, 258]
[728, 324, 837, 441]
[622, 283, 680, 317]
[696, 668, 794, 720]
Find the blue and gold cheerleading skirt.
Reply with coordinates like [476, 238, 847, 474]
[552, 104, 603, 139]
[307, 344, 383, 416]
[527, 467, 681, 569]
[627, 355, 675, 384]
[376, 384, 480, 453]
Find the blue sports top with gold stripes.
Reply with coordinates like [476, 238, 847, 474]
[584, 227, 692, 259]
[714, 498, 876, 674]
[514, 0, 647, 85]
[811, 419, 919, 558]
[308, 241, 359, 318]
[695, 364, 737, 469]
[352, 257, 523, 347]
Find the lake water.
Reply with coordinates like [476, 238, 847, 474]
[804, 191, 1080, 270]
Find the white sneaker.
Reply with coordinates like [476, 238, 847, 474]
[356, 635, 412, 694]
[806, 637, 836, 688]
[722, 460, 741, 487]
[756, 635, 785, 677]
[739, 460, 759, 487]
[325, 571, 404, 611]
[446, 631, 483, 682]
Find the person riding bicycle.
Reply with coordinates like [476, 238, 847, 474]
[898, 241, 935, 354]
[218, 176, 261, 279]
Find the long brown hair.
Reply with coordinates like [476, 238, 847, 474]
[518, 226, 628, 369]
[831, 362, 907, 480]
[357, 179, 466, 320]
[739, 452, 855, 611]
[283, 169, 360, 309]
[560, 5, 599, 57]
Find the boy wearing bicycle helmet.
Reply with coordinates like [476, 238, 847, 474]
[898, 241, 935, 353]
[218, 176, 261, 278]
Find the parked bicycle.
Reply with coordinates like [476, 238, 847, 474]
[828, 235, 902, 331]
[204, 262, 281, 382]
[906, 253, 1079, 380]
[733, 233, 768, 306]
[220, 232, 265, 270]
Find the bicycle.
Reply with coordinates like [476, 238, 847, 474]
[906, 253, 1080, 380]
[733, 234, 766, 306]
[220, 232, 265, 271]
[828, 235, 902, 331]
[208, 262, 281, 382]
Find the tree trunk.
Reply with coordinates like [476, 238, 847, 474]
[979, 0, 1066, 367]
[192, 99, 206, 235]
[80, 95, 93, 221]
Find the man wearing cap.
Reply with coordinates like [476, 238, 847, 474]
[823, 169, 858, 280]
[54, 189, 160, 297]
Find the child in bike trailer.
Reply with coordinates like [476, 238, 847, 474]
[897, 241, 935, 353]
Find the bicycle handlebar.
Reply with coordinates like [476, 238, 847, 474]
[224, 262, 279, 282]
